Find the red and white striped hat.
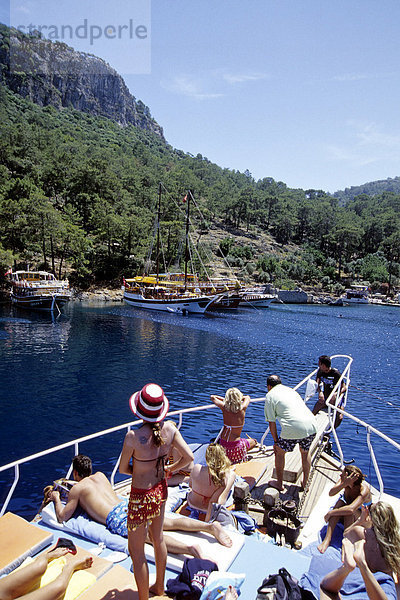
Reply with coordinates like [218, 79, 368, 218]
[129, 383, 169, 423]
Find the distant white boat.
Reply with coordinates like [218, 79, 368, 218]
[341, 285, 370, 305]
[238, 287, 277, 308]
[8, 270, 71, 312]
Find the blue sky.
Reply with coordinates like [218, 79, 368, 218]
[2, 0, 400, 192]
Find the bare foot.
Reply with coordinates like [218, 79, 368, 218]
[149, 583, 164, 596]
[317, 539, 330, 554]
[188, 543, 204, 559]
[225, 585, 238, 600]
[341, 538, 356, 570]
[210, 522, 233, 547]
[69, 556, 93, 572]
[268, 480, 286, 493]
[46, 547, 70, 561]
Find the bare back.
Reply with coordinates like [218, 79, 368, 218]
[221, 406, 247, 441]
[188, 464, 224, 510]
[71, 472, 120, 524]
[120, 421, 193, 490]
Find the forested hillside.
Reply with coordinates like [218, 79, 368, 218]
[0, 27, 399, 293]
[334, 177, 400, 202]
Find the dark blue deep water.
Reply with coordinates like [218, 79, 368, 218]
[1, 301, 399, 518]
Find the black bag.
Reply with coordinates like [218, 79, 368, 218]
[256, 567, 302, 600]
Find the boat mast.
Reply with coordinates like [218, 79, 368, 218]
[184, 189, 191, 291]
[156, 182, 162, 284]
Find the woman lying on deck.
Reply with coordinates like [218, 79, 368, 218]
[187, 443, 236, 522]
[317, 502, 400, 600]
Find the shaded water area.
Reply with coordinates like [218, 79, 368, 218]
[1, 300, 399, 518]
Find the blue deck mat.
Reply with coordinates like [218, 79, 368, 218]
[229, 536, 312, 599]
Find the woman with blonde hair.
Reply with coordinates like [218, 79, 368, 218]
[187, 443, 236, 522]
[319, 501, 400, 600]
[211, 387, 257, 464]
[119, 383, 194, 600]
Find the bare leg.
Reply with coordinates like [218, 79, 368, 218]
[157, 533, 204, 559]
[148, 504, 167, 598]
[9, 555, 93, 600]
[300, 448, 311, 489]
[318, 500, 346, 554]
[320, 538, 355, 598]
[163, 515, 232, 547]
[344, 524, 366, 544]
[0, 547, 70, 600]
[128, 524, 150, 600]
[318, 515, 341, 554]
[268, 445, 286, 492]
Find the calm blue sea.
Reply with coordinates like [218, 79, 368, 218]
[1, 301, 399, 518]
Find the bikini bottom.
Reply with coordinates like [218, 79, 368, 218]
[219, 437, 250, 464]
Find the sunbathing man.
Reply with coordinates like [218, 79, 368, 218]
[318, 465, 371, 554]
[211, 388, 257, 464]
[0, 545, 92, 600]
[49, 454, 232, 557]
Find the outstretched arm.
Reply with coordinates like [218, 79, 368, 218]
[50, 486, 80, 523]
[210, 395, 225, 409]
[241, 395, 251, 410]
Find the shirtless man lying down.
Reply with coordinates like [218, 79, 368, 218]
[49, 454, 232, 557]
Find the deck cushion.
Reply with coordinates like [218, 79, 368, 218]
[0, 512, 53, 576]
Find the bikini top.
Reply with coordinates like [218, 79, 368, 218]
[133, 454, 168, 478]
[221, 423, 243, 441]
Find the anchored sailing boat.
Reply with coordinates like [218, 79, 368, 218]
[123, 186, 222, 314]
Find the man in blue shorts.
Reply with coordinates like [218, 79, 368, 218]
[264, 375, 317, 493]
[50, 454, 232, 554]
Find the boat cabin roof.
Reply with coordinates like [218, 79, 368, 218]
[10, 271, 56, 281]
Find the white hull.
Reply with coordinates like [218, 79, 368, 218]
[342, 297, 369, 305]
[239, 294, 275, 308]
[123, 291, 217, 314]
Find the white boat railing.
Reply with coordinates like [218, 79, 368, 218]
[0, 404, 219, 517]
[1, 355, 400, 515]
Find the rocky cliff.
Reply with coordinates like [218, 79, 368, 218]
[0, 24, 164, 138]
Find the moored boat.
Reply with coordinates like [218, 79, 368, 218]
[122, 276, 221, 314]
[341, 285, 370, 305]
[238, 286, 277, 307]
[8, 270, 71, 312]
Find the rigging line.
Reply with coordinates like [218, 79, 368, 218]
[158, 231, 167, 274]
[188, 231, 213, 283]
[144, 219, 158, 272]
[159, 183, 241, 285]
[349, 384, 400, 411]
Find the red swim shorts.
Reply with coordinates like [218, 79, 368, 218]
[127, 478, 168, 531]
